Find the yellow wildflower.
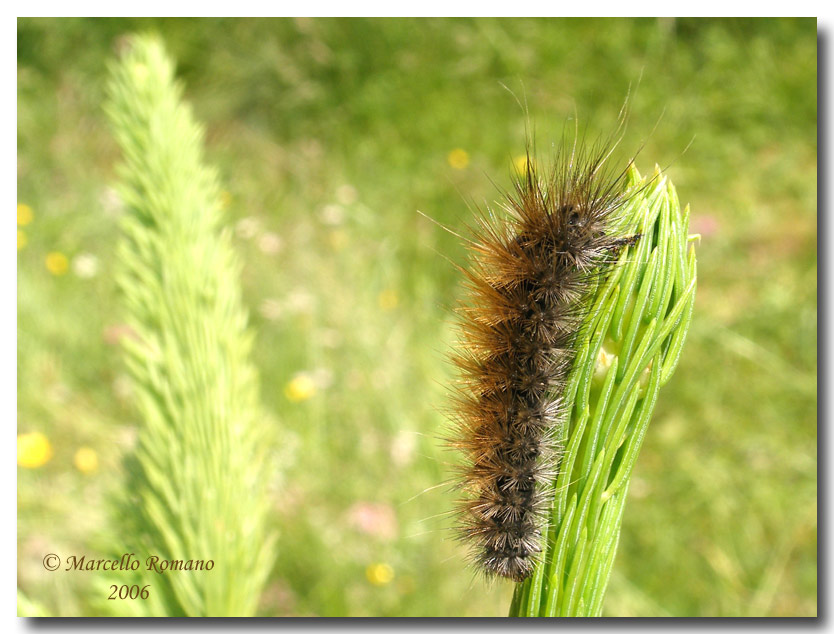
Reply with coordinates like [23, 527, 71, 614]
[17, 432, 53, 468]
[378, 289, 399, 311]
[219, 190, 232, 209]
[17, 231, 27, 250]
[45, 252, 69, 275]
[285, 374, 316, 402]
[365, 563, 394, 586]
[514, 154, 529, 174]
[447, 148, 470, 170]
[73, 447, 99, 474]
[17, 203, 33, 226]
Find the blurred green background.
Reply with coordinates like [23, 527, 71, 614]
[17, 17, 816, 617]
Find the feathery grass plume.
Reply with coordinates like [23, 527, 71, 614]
[104, 34, 276, 616]
[508, 163, 697, 617]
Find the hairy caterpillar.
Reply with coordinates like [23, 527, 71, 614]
[448, 124, 641, 583]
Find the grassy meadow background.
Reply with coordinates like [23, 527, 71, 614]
[17, 17, 816, 617]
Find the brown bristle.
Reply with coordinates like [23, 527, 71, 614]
[448, 133, 638, 583]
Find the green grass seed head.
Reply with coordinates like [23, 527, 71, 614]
[508, 161, 697, 617]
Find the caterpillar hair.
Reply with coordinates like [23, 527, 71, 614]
[447, 120, 641, 583]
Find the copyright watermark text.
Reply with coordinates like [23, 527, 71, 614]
[42, 552, 215, 574]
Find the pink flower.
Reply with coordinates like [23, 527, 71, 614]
[346, 502, 398, 541]
[690, 214, 719, 238]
